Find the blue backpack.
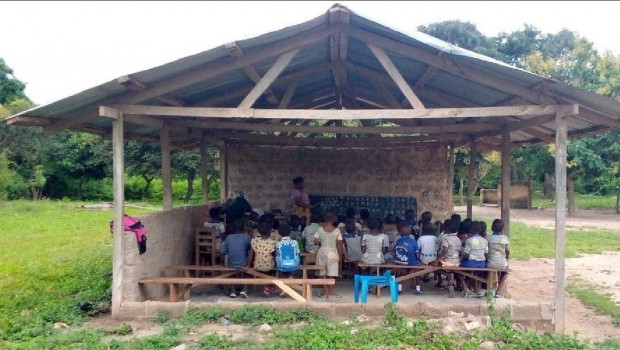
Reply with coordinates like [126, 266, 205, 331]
[277, 240, 300, 272]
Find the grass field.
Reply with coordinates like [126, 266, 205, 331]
[533, 194, 619, 211]
[455, 194, 619, 211]
[0, 200, 618, 349]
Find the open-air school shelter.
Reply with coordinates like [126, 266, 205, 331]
[7, 4, 620, 333]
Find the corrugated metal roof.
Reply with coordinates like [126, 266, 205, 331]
[6, 3, 620, 149]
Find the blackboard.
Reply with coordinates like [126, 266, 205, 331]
[309, 195, 417, 220]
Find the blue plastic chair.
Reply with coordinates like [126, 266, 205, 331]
[354, 270, 398, 304]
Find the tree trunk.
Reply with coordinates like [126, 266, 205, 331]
[567, 172, 575, 218]
[185, 170, 195, 203]
[616, 167, 620, 214]
[141, 177, 153, 201]
[77, 177, 83, 201]
[526, 177, 532, 210]
[459, 177, 465, 206]
[543, 173, 554, 199]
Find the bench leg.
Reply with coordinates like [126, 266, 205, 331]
[170, 283, 179, 302]
[305, 284, 313, 302]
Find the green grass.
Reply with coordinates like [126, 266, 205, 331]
[455, 193, 618, 211]
[0, 200, 153, 348]
[478, 219, 620, 260]
[533, 194, 618, 211]
[568, 279, 620, 326]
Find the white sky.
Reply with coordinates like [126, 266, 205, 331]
[2, 1, 620, 105]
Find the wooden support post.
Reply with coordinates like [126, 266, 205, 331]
[554, 110, 568, 334]
[467, 138, 476, 219]
[220, 143, 229, 200]
[501, 129, 511, 236]
[111, 112, 124, 318]
[448, 144, 455, 213]
[160, 124, 173, 210]
[200, 133, 209, 204]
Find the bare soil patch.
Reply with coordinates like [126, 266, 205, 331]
[509, 253, 620, 340]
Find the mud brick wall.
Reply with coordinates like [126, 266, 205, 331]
[226, 144, 451, 218]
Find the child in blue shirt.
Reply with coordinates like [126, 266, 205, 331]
[393, 221, 423, 295]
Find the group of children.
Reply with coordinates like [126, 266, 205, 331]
[205, 206, 509, 299]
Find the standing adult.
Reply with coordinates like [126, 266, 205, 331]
[222, 190, 253, 224]
[290, 176, 311, 222]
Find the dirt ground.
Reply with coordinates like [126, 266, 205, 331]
[455, 205, 620, 231]
[509, 252, 620, 340]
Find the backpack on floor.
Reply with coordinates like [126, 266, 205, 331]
[277, 241, 300, 272]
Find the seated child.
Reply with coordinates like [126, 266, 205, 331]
[203, 207, 225, 249]
[404, 209, 419, 238]
[438, 220, 464, 297]
[249, 223, 277, 295]
[359, 209, 371, 234]
[461, 221, 489, 297]
[338, 207, 363, 232]
[361, 217, 389, 265]
[301, 213, 322, 253]
[220, 219, 252, 298]
[393, 221, 423, 294]
[487, 219, 510, 298]
[382, 214, 399, 261]
[342, 218, 363, 262]
[276, 224, 300, 278]
[289, 215, 302, 240]
[417, 223, 438, 264]
[479, 221, 488, 239]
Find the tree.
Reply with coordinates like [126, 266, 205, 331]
[171, 149, 200, 203]
[42, 132, 111, 200]
[124, 140, 161, 200]
[172, 147, 219, 202]
[0, 58, 29, 105]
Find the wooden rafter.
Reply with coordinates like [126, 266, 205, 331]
[414, 65, 437, 89]
[117, 75, 186, 107]
[118, 24, 338, 105]
[225, 42, 280, 105]
[328, 6, 350, 107]
[346, 26, 558, 106]
[238, 49, 299, 108]
[367, 43, 426, 109]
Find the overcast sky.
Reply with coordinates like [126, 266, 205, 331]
[2, 1, 620, 105]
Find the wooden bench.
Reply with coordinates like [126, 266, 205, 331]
[166, 264, 326, 300]
[300, 252, 317, 265]
[357, 263, 508, 297]
[139, 275, 334, 302]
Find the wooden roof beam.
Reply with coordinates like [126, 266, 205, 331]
[117, 75, 186, 107]
[328, 6, 350, 108]
[224, 42, 280, 105]
[367, 43, 426, 109]
[346, 26, 558, 106]
[164, 118, 499, 135]
[113, 104, 576, 120]
[238, 49, 299, 108]
[117, 23, 339, 105]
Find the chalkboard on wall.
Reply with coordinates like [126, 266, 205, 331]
[309, 195, 417, 220]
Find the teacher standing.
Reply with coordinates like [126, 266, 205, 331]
[290, 176, 311, 222]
